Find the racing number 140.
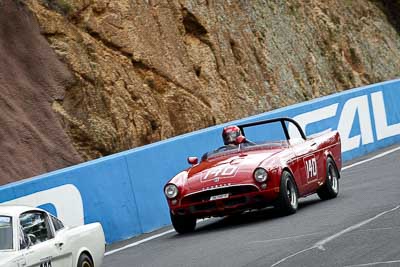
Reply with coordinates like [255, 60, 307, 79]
[305, 157, 317, 180]
[203, 166, 238, 180]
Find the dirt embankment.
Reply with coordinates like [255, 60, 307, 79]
[0, 0, 81, 185]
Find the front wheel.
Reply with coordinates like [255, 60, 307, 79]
[170, 212, 196, 234]
[317, 157, 339, 200]
[277, 171, 298, 215]
[77, 253, 93, 267]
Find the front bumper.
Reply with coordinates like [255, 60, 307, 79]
[170, 187, 280, 218]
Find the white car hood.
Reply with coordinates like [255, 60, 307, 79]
[0, 251, 21, 267]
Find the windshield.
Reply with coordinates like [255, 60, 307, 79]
[202, 118, 304, 161]
[0, 216, 13, 250]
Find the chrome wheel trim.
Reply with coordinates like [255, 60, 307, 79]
[82, 261, 91, 267]
[328, 164, 338, 193]
[286, 179, 297, 208]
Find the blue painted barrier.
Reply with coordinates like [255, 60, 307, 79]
[1, 79, 400, 243]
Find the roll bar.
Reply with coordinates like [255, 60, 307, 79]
[237, 117, 306, 140]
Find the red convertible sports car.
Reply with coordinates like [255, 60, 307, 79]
[164, 117, 342, 234]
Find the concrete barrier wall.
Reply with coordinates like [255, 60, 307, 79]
[1, 79, 400, 243]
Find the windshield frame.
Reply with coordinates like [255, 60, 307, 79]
[238, 117, 306, 141]
[0, 215, 14, 251]
[204, 140, 289, 160]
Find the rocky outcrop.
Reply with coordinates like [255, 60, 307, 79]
[1, 0, 400, 183]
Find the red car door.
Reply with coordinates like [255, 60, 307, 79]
[302, 139, 323, 194]
[286, 121, 321, 195]
[289, 139, 318, 195]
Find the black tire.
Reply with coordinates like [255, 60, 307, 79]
[317, 157, 339, 200]
[77, 253, 93, 267]
[170, 212, 196, 234]
[277, 171, 298, 215]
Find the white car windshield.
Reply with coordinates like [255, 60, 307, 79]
[0, 216, 13, 250]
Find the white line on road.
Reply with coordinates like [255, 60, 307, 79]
[105, 229, 175, 256]
[344, 260, 400, 267]
[314, 205, 400, 251]
[271, 247, 315, 267]
[248, 231, 324, 244]
[106, 145, 400, 257]
[342, 146, 400, 171]
[271, 205, 400, 266]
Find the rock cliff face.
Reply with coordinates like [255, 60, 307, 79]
[25, 0, 400, 161]
[1, 0, 400, 183]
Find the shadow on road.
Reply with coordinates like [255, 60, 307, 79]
[170, 197, 324, 238]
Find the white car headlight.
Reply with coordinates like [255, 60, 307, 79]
[165, 184, 179, 199]
[254, 168, 268, 183]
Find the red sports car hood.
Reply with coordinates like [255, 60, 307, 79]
[186, 148, 282, 191]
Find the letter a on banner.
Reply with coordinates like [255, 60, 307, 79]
[337, 95, 374, 152]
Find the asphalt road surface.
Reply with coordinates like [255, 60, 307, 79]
[104, 146, 400, 267]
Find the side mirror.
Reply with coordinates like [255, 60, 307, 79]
[235, 135, 246, 145]
[187, 157, 198, 165]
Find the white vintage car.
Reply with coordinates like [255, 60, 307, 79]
[0, 206, 105, 267]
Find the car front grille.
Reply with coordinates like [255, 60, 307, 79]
[181, 185, 258, 205]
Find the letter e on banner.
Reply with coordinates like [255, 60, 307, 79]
[290, 104, 338, 138]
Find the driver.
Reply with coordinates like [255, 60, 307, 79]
[201, 125, 254, 161]
[219, 125, 254, 151]
[222, 125, 242, 147]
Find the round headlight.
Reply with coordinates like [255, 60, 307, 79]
[164, 184, 178, 199]
[254, 168, 268, 183]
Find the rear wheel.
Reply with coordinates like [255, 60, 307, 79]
[77, 253, 93, 267]
[317, 157, 339, 200]
[277, 171, 298, 215]
[170, 212, 196, 234]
